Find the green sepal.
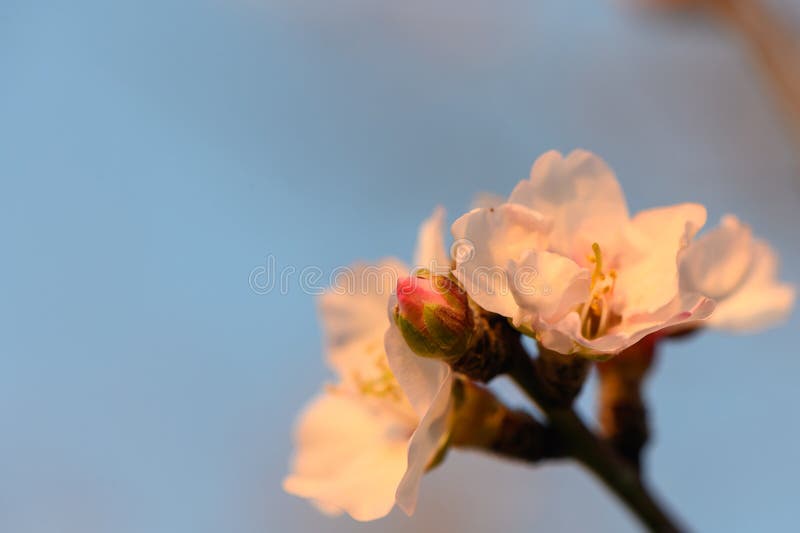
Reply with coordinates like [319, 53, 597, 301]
[395, 313, 438, 358]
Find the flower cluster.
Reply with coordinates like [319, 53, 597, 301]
[284, 150, 794, 522]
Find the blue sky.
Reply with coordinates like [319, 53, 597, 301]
[2, 1, 798, 532]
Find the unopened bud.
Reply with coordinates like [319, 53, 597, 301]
[394, 272, 474, 359]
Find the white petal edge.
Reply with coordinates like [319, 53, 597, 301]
[413, 206, 450, 272]
[679, 215, 754, 300]
[540, 294, 716, 355]
[384, 321, 454, 516]
[450, 204, 551, 318]
[708, 239, 796, 332]
[319, 258, 408, 378]
[508, 249, 590, 324]
[509, 149, 629, 258]
[384, 320, 452, 419]
[616, 202, 707, 315]
[283, 390, 411, 521]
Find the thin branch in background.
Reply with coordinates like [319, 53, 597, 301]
[708, 0, 800, 143]
[652, 0, 800, 144]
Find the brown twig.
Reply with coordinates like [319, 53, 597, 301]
[706, 0, 800, 143]
[449, 377, 564, 463]
[504, 331, 684, 532]
[534, 344, 591, 407]
[596, 337, 658, 470]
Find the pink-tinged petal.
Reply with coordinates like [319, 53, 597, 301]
[508, 250, 591, 324]
[450, 204, 551, 318]
[680, 216, 795, 332]
[543, 294, 715, 355]
[413, 206, 450, 272]
[384, 322, 454, 515]
[319, 259, 408, 379]
[509, 150, 629, 258]
[617, 291, 716, 343]
[707, 239, 796, 332]
[384, 321, 452, 418]
[615, 203, 707, 315]
[535, 314, 580, 353]
[680, 215, 754, 299]
[283, 390, 411, 522]
[394, 373, 453, 516]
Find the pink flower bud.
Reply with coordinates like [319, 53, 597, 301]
[394, 273, 474, 359]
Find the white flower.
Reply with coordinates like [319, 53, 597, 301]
[452, 149, 714, 356]
[679, 215, 795, 332]
[283, 209, 453, 521]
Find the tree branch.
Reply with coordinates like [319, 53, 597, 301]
[505, 333, 684, 533]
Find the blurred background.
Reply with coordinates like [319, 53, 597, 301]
[2, 0, 799, 531]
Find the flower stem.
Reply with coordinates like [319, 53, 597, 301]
[508, 343, 684, 533]
[596, 338, 658, 470]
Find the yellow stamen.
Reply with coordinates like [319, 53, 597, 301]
[580, 243, 618, 339]
[590, 242, 605, 287]
[353, 357, 403, 402]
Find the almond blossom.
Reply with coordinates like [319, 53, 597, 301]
[679, 215, 795, 332]
[284, 149, 794, 531]
[452, 149, 715, 356]
[283, 209, 453, 521]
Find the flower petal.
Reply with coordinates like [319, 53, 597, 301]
[283, 390, 411, 521]
[394, 369, 453, 516]
[384, 320, 452, 418]
[679, 215, 754, 299]
[319, 259, 408, 378]
[508, 250, 590, 324]
[680, 216, 795, 332]
[542, 294, 715, 355]
[615, 202, 707, 315]
[509, 150, 629, 258]
[707, 239, 796, 332]
[451, 204, 551, 318]
[384, 321, 454, 515]
[413, 206, 450, 272]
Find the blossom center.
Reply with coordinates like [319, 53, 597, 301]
[352, 352, 404, 403]
[579, 243, 618, 339]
